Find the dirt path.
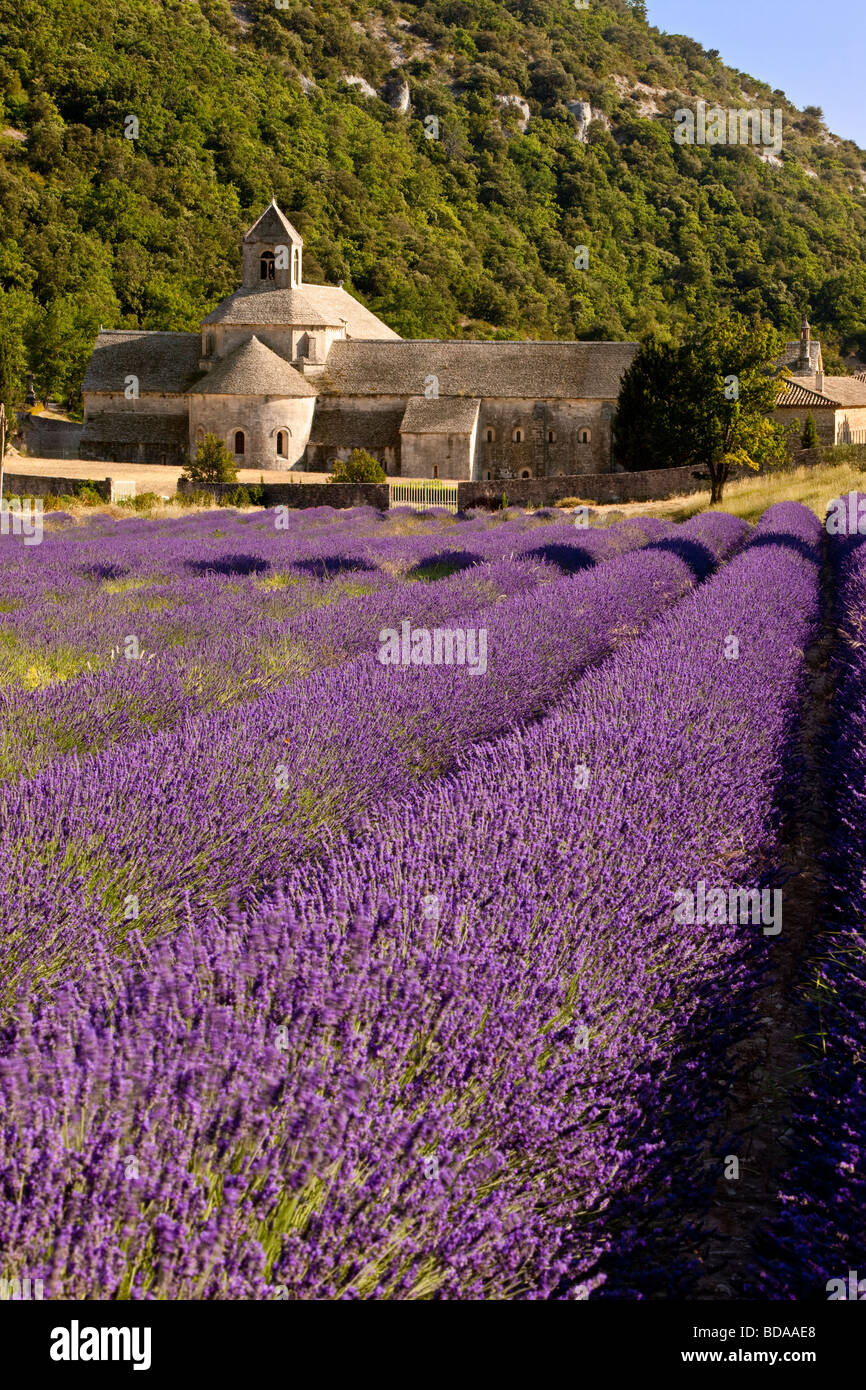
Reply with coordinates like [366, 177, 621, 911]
[693, 534, 836, 1298]
[2, 454, 331, 491]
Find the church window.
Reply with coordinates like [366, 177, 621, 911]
[547, 429, 556, 443]
[260, 251, 276, 281]
[485, 428, 495, 443]
[234, 431, 245, 456]
[485, 471, 492, 480]
[277, 430, 290, 457]
[520, 469, 531, 480]
[512, 427, 523, 443]
[578, 428, 592, 444]
[292, 247, 301, 283]
[432, 464, 439, 478]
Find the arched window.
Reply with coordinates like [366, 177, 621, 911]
[292, 247, 301, 283]
[276, 430, 289, 458]
[486, 470, 492, 480]
[578, 428, 592, 444]
[547, 429, 556, 443]
[485, 427, 495, 443]
[234, 431, 245, 456]
[260, 251, 276, 281]
[512, 427, 523, 443]
[432, 464, 439, 479]
[520, 469, 531, 480]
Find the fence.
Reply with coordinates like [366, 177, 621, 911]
[389, 479, 459, 513]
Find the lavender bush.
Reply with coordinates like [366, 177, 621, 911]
[0, 504, 822, 1300]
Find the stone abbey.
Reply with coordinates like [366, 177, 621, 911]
[81, 201, 635, 479]
[81, 203, 866, 479]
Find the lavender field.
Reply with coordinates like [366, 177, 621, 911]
[0, 499, 861, 1301]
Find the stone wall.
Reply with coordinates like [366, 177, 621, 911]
[187, 392, 316, 470]
[1, 472, 111, 500]
[400, 430, 476, 480]
[16, 413, 84, 459]
[176, 478, 390, 509]
[456, 463, 710, 509]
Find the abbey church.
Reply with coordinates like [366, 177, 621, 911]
[81, 202, 635, 480]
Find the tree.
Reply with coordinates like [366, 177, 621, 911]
[182, 433, 238, 485]
[330, 449, 386, 483]
[613, 313, 788, 503]
[801, 413, 819, 449]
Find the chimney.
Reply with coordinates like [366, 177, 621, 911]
[798, 316, 812, 372]
[815, 369, 825, 394]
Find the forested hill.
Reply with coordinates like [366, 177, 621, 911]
[2, 0, 866, 411]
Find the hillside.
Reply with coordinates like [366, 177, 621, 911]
[1, 0, 866, 412]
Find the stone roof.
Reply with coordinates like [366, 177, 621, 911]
[187, 337, 317, 397]
[308, 406, 404, 448]
[82, 331, 202, 394]
[244, 200, 303, 245]
[81, 412, 189, 444]
[777, 380, 839, 408]
[777, 341, 823, 374]
[203, 284, 400, 339]
[321, 341, 638, 400]
[400, 396, 481, 434]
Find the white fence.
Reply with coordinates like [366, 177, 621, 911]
[837, 427, 866, 445]
[110, 479, 136, 503]
[388, 479, 459, 513]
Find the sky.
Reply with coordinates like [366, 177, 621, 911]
[647, 0, 866, 149]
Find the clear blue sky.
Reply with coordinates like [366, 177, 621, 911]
[647, 0, 866, 149]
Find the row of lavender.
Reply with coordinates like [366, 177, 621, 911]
[0, 504, 821, 1297]
[0, 509, 667, 780]
[754, 516, 866, 1299]
[0, 510, 745, 996]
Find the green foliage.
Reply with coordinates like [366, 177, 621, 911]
[329, 449, 386, 483]
[801, 412, 820, 449]
[0, 0, 864, 404]
[183, 433, 238, 485]
[613, 312, 789, 501]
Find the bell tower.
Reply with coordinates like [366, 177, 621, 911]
[241, 199, 303, 290]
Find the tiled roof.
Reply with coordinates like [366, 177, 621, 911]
[244, 201, 303, 245]
[82, 331, 202, 394]
[777, 380, 839, 408]
[400, 396, 481, 433]
[187, 337, 317, 397]
[820, 376, 866, 407]
[203, 284, 400, 339]
[321, 340, 638, 399]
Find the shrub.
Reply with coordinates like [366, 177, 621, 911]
[182, 434, 238, 485]
[330, 450, 386, 484]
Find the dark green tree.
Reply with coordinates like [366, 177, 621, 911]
[801, 413, 820, 449]
[613, 314, 788, 503]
